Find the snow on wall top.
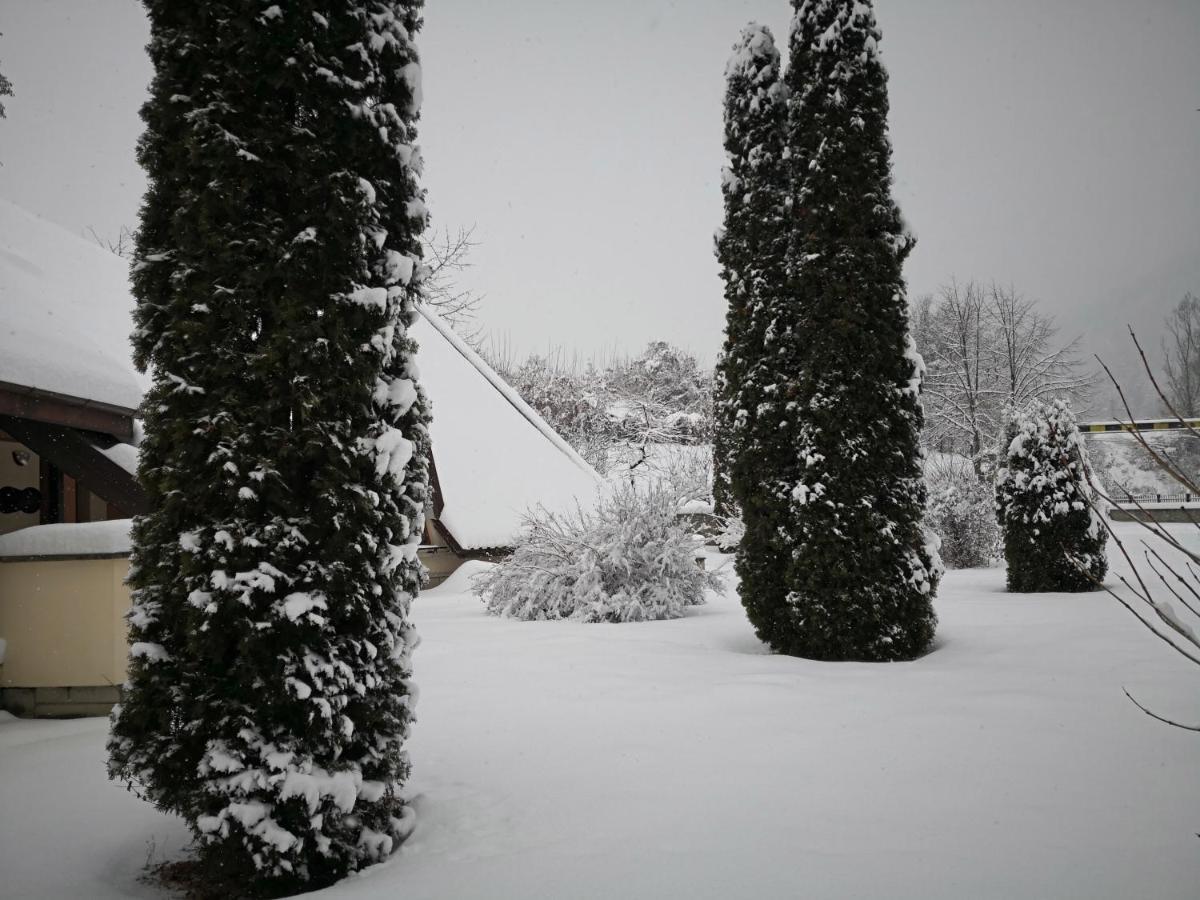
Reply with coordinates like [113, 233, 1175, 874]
[0, 199, 146, 412]
[413, 307, 602, 551]
[0, 519, 132, 558]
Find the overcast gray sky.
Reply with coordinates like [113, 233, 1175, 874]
[1, 0, 1196, 385]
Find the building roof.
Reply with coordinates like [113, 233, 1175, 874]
[413, 308, 601, 550]
[0, 197, 600, 550]
[0, 199, 147, 413]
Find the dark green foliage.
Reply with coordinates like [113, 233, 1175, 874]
[108, 2, 431, 894]
[713, 24, 787, 519]
[995, 400, 1108, 592]
[726, 0, 939, 661]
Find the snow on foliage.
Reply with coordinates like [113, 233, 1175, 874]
[995, 399, 1107, 592]
[713, 23, 786, 520]
[108, 2, 431, 893]
[489, 341, 714, 474]
[473, 485, 723, 623]
[910, 281, 1091, 474]
[925, 457, 999, 569]
[721, 0, 938, 661]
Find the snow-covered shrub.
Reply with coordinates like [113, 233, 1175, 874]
[995, 399, 1107, 592]
[486, 341, 715, 475]
[474, 485, 723, 622]
[608, 341, 713, 445]
[497, 354, 614, 473]
[714, 510, 744, 552]
[925, 458, 998, 569]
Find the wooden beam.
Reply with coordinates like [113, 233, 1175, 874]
[428, 454, 445, 517]
[0, 415, 149, 516]
[0, 383, 135, 441]
[39, 459, 61, 525]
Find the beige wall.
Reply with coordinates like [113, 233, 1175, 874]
[0, 556, 131, 688]
[0, 546, 465, 691]
[420, 544, 463, 586]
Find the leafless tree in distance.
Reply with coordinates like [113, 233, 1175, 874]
[1161, 292, 1200, 416]
[914, 279, 1092, 478]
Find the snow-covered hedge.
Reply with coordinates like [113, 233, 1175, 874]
[995, 399, 1107, 592]
[474, 485, 723, 622]
[925, 459, 998, 569]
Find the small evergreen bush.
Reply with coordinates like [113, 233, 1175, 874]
[995, 400, 1107, 592]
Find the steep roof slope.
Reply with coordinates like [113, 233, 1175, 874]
[0, 198, 599, 549]
[413, 307, 602, 550]
[0, 199, 146, 412]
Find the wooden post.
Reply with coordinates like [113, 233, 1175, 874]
[62, 474, 77, 523]
[39, 460, 62, 524]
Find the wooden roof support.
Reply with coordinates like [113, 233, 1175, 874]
[0, 415, 149, 516]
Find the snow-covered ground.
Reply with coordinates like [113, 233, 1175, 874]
[2, 526, 1198, 899]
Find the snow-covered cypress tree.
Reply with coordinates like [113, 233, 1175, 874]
[995, 399, 1107, 592]
[734, 0, 938, 660]
[108, 3, 431, 893]
[713, 24, 786, 520]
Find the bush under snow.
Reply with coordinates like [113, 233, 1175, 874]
[474, 485, 724, 623]
[995, 399, 1107, 592]
[925, 457, 998, 569]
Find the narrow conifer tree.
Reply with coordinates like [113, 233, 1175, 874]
[995, 400, 1107, 592]
[732, 0, 939, 661]
[713, 24, 786, 521]
[108, 3, 431, 892]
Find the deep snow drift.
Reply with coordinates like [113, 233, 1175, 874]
[1, 525, 1197, 899]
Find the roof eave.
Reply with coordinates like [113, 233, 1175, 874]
[0, 380, 137, 441]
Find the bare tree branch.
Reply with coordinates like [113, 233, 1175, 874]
[1076, 337, 1200, 732]
[421, 224, 485, 340]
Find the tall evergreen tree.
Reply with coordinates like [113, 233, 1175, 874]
[731, 0, 939, 661]
[713, 23, 786, 520]
[995, 399, 1107, 592]
[108, 3, 431, 893]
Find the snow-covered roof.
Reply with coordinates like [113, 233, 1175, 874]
[413, 307, 602, 550]
[0, 198, 599, 551]
[0, 199, 147, 412]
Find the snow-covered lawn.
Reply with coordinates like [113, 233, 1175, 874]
[2, 526, 1197, 899]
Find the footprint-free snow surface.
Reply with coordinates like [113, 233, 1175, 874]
[1, 525, 1197, 899]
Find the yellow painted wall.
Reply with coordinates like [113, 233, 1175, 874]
[0, 557, 131, 688]
[420, 545, 463, 585]
[0, 547, 462, 690]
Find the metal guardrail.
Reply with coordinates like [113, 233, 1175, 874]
[1110, 490, 1198, 505]
[1081, 418, 1200, 434]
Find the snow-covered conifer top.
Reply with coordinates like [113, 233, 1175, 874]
[725, 22, 780, 81]
[996, 399, 1104, 527]
[792, 0, 881, 62]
